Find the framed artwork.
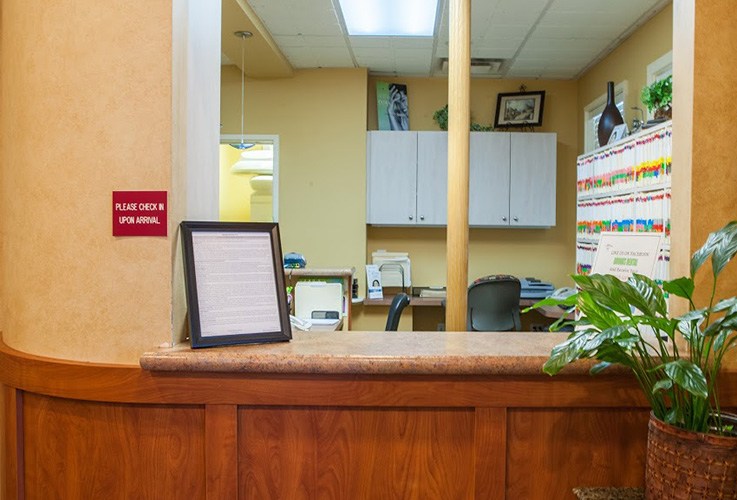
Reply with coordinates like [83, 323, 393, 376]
[494, 91, 545, 127]
[180, 221, 291, 348]
[377, 82, 409, 131]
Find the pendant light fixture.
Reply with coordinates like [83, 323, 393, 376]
[231, 30, 254, 150]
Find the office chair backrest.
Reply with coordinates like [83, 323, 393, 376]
[385, 293, 410, 331]
[467, 275, 521, 331]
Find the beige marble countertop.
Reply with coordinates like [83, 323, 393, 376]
[139, 330, 610, 375]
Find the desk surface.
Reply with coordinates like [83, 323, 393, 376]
[140, 330, 582, 375]
[364, 295, 572, 320]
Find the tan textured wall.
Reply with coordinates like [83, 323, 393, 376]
[0, 0, 173, 363]
[577, 5, 673, 153]
[690, 1, 737, 332]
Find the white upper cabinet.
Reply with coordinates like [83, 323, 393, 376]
[416, 132, 448, 225]
[367, 131, 556, 228]
[469, 132, 511, 226]
[509, 133, 556, 227]
[366, 131, 417, 225]
[366, 131, 448, 226]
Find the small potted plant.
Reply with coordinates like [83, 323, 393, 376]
[641, 75, 672, 121]
[433, 104, 493, 132]
[530, 221, 737, 499]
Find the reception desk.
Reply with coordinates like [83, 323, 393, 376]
[2, 332, 736, 499]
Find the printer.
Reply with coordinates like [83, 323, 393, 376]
[519, 277, 555, 299]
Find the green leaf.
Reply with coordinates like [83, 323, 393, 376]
[626, 274, 667, 317]
[703, 310, 737, 339]
[595, 343, 637, 369]
[652, 379, 673, 394]
[542, 331, 591, 375]
[523, 293, 577, 312]
[713, 297, 737, 312]
[711, 222, 737, 277]
[691, 229, 724, 277]
[712, 330, 732, 352]
[577, 292, 623, 330]
[664, 407, 683, 426]
[633, 316, 676, 340]
[572, 274, 632, 316]
[664, 360, 708, 399]
[663, 277, 694, 300]
[590, 361, 611, 375]
[581, 324, 634, 351]
[676, 307, 708, 322]
[676, 319, 699, 342]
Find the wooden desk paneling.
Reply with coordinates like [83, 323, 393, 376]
[2, 339, 736, 499]
[240, 407, 474, 499]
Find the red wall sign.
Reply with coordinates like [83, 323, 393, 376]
[112, 191, 167, 237]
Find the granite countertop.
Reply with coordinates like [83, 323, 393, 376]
[139, 330, 610, 375]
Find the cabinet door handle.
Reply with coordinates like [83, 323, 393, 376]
[513, 216, 519, 222]
[502, 216, 507, 222]
[420, 215, 425, 221]
[409, 215, 413, 220]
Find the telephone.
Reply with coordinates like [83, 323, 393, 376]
[550, 287, 576, 309]
[289, 315, 312, 331]
[550, 287, 576, 301]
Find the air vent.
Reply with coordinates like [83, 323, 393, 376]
[440, 58, 505, 75]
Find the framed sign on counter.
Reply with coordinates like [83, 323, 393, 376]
[180, 221, 291, 348]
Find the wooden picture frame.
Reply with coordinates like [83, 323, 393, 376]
[180, 221, 291, 348]
[494, 91, 545, 127]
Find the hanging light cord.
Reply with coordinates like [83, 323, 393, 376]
[233, 31, 253, 150]
[240, 33, 245, 142]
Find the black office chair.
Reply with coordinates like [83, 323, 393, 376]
[385, 293, 410, 331]
[467, 275, 521, 331]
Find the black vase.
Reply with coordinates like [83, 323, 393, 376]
[597, 81, 624, 147]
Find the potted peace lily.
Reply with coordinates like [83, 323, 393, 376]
[532, 221, 737, 499]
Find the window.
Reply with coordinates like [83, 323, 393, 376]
[584, 81, 627, 152]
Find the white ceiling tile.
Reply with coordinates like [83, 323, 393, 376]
[368, 63, 401, 74]
[390, 38, 434, 49]
[394, 48, 433, 59]
[532, 24, 623, 40]
[302, 35, 347, 48]
[353, 47, 392, 59]
[243, 0, 672, 79]
[272, 35, 306, 48]
[395, 62, 432, 75]
[521, 37, 610, 53]
[348, 37, 392, 49]
[476, 24, 532, 40]
[313, 47, 354, 67]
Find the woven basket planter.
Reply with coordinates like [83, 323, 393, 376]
[645, 413, 737, 499]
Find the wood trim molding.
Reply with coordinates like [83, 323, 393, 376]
[1, 339, 736, 408]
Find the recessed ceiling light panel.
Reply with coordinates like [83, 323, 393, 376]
[338, 0, 439, 37]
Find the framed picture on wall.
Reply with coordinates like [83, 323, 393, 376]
[180, 221, 291, 348]
[494, 91, 545, 127]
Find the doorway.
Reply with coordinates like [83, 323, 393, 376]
[219, 134, 279, 222]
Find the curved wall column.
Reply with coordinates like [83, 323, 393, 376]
[0, 0, 175, 363]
